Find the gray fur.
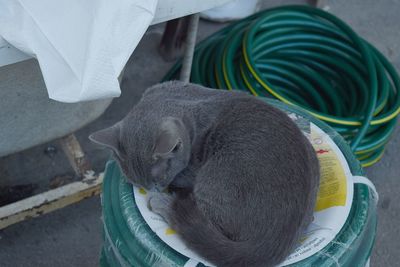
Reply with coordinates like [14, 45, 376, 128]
[90, 81, 320, 267]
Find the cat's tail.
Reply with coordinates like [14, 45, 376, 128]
[170, 196, 284, 267]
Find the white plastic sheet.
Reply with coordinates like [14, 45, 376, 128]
[0, 0, 158, 102]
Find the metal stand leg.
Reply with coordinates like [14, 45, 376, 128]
[60, 134, 91, 177]
[179, 14, 200, 83]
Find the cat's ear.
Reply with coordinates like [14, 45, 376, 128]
[153, 117, 183, 160]
[89, 123, 123, 157]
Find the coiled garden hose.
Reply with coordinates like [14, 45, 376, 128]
[100, 99, 377, 267]
[163, 5, 400, 167]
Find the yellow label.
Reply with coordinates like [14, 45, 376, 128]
[311, 130, 347, 211]
[139, 188, 147, 195]
[165, 228, 177, 235]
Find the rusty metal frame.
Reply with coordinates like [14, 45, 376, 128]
[0, 133, 102, 230]
[0, 172, 103, 230]
[60, 134, 92, 176]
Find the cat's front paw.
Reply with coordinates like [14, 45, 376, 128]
[148, 192, 174, 222]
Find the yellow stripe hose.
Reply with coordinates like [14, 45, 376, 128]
[163, 5, 400, 167]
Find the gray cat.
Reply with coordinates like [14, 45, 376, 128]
[90, 81, 320, 267]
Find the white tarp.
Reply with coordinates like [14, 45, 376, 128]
[0, 0, 158, 102]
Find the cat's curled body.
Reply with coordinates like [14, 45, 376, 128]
[90, 81, 320, 267]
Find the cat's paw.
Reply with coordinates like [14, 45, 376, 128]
[148, 192, 174, 222]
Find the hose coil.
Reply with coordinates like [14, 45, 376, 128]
[164, 5, 400, 167]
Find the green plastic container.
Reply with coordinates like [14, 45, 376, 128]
[100, 99, 377, 267]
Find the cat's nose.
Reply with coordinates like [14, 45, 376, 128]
[154, 183, 167, 193]
[154, 183, 161, 192]
[142, 183, 160, 192]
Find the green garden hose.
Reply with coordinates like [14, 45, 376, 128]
[163, 5, 400, 167]
[100, 99, 377, 267]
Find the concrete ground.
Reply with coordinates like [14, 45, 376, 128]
[0, 0, 399, 266]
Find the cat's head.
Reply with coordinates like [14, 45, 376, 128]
[89, 116, 191, 191]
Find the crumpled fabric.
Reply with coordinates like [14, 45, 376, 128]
[0, 0, 158, 102]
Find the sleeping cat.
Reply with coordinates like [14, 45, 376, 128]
[90, 81, 320, 267]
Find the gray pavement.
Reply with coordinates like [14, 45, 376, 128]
[0, 1, 399, 266]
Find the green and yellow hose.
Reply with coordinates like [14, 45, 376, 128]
[163, 5, 400, 167]
[100, 99, 377, 267]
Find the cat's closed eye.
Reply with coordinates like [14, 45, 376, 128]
[172, 141, 181, 152]
[117, 141, 127, 160]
